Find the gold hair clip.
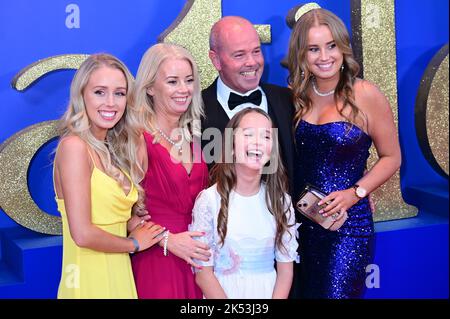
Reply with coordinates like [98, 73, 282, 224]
[282, 2, 323, 68]
[286, 2, 322, 29]
[294, 2, 321, 22]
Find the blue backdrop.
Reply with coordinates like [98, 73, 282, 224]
[0, 0, 448, 298]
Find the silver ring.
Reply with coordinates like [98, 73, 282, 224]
[139, 219, 145, 225]
[331, 213, 339, 221]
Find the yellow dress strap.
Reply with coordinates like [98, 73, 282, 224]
[87, 147, 133, 196]
[52, 141, 65, 200]
[53, 141, 97, 200]
[85, 146, 98, 169]
[52, 150, 59, 199]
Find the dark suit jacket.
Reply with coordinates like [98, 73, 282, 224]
[201, 78, 296, 194]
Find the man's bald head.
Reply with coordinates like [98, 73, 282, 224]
[208, 16, 264, 93]
[209, 16, 259, 52]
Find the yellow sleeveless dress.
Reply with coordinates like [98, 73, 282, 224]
[55, 159, 138, 299]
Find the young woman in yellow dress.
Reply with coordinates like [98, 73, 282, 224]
[53, 53, 165, 298]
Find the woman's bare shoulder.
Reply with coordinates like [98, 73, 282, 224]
[354, 78, 385, 99]
[354, 78, 391, 112]
[56, 135, 90, 164]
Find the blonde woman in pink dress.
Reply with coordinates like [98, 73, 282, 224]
[131, 43, 210, 299]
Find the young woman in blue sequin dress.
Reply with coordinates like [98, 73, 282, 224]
[287, 7, 401, 298]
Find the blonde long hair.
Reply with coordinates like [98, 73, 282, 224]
[210, 108, 293, 253]
[58, 53, 146, 214]
[287, 8, 365, 129]
[133, 43, 204, 141]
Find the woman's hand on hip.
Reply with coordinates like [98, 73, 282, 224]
[127, 212, 151, 233]
[166, 231, 211, 268]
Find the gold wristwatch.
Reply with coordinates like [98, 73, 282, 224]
[352, 184, 367, 199]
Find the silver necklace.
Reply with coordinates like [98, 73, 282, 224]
[312, 80, 335, 97]
[157, 127, 183, 155]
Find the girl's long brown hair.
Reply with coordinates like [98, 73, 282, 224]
[210, 108, 294, 253]
[287, 8, 366, 130]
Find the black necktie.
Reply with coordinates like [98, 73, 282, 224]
[227, 90, 262, 110]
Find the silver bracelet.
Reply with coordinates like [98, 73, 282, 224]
[163, 230, 170, 256]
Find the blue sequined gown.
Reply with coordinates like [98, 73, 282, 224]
[294, 120, 375, 299]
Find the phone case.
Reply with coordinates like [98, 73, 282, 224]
[296, 185, 336, 229]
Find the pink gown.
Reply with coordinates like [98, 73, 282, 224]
[131, 132, 208, 299]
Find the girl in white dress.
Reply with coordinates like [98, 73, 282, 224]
[191, 108, 298, 299]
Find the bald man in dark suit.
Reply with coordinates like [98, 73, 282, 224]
[201, 16, 296, 193]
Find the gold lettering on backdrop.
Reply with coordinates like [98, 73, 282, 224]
[0, 121, 61, 234]
[11, 54, 89, 91]
[351, 0, 418, 221]
[158, 0, 271, 90]
[2, 1, 271, 234]
[415, 44, 449, 178]
[3, 1, 442, 233]
[1, 55, 90, 234]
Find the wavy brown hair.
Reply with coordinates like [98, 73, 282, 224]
[210, 108, 294, 253]
[287, 8, 366, 130]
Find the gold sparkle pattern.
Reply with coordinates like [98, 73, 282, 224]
[294, 2, 321, 22]
[359, 0, 418, 221]
[426, 54, 449, 176]
[0, 121, 61, 235]
[159, 0, 222, 90]
[254, 24, 271, 44]
[415, 45, 450, 177]
[11, 54, 89, 91]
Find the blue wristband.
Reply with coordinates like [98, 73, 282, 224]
[128, 236, 140, 254]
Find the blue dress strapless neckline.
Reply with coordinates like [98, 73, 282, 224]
[293, 119, 375, 299]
